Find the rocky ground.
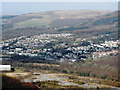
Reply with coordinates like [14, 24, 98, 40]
[4, 72, 119, 89]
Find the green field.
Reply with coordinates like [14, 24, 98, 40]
[14, 18, 53, 28]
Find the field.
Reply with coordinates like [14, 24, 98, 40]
[14, 18, 53, 28]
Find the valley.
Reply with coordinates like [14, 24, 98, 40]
[1, 10, 119, 89]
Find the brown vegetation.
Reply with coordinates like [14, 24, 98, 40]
[2, 74, 38, 89]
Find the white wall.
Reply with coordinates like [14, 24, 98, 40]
[0, 65, 11, 71]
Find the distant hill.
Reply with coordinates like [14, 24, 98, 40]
[2, 10, 111, 28]
[2, 10, 118, 40]
[0, 15, 18, 19]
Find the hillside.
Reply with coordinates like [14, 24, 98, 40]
[1, 10, 119, 89]
[1, 10, 118, 40]
[2, 74, 39, 89]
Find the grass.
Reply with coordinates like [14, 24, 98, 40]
[14, 68, 23, 73]
[57, 74, 85, 85]
[57, 73, 120, 88]
[2, 74, 39, 89]
[88, 83, 113, 88]
[14, 18, 53, 28]
[4, 72, 29, 79]
[4, 59, 119, 88]
[32, 63, 60, 67]
[2, 68, 120, 89]
[69, 80, 85, 85]
[34, 80, 80, 88]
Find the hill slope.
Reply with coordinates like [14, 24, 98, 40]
[1, 10, 118, 40]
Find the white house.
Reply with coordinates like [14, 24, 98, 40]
[0, 65, 11, 71]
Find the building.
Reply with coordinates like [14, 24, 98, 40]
[0, 65, 11, 71]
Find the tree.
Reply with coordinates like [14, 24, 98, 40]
[11, 68, 15, 72]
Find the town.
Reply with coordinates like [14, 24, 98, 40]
[1, 33, 118, 63]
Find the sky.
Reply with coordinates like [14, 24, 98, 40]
[1, 0, 120, 2]
[1, 2, 118, 15]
